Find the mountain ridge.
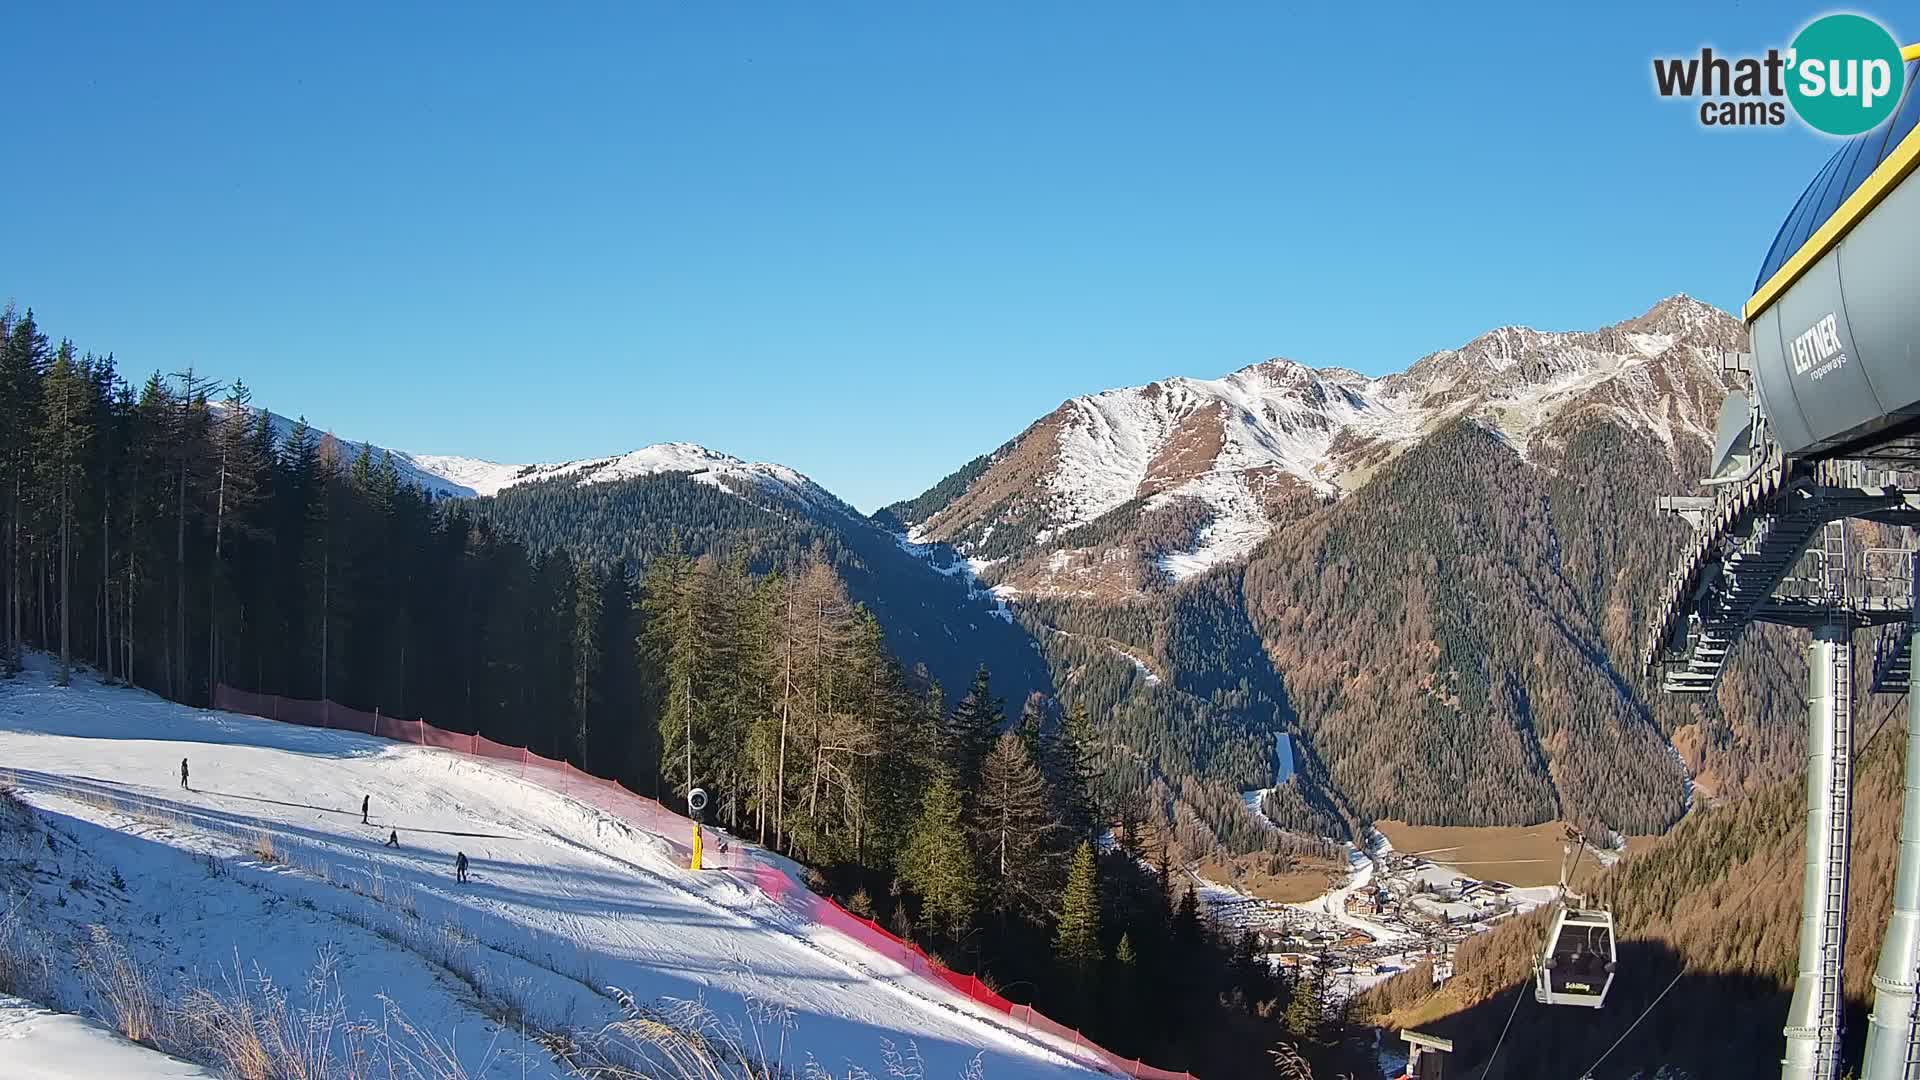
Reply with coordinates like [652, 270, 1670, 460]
[888, 293, 1741, 597]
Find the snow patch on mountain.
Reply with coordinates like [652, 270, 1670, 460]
[1048, 360, 1409, 530]
[890, 533, 1016, 623]
[912, 294, 1740, 588]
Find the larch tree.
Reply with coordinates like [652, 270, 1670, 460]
[974, 729, 1065, 923]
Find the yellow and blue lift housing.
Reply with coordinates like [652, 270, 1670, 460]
[1643, 43, 1920, 1080]
[1746, 45, 1920, 460]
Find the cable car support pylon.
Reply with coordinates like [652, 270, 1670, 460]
[1649, 392, 1920, 1080]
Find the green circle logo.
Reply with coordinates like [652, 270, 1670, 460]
[1787, 14, 1907, 135]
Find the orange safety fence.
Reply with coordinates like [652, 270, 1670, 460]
[212, 685, 1198, 1080]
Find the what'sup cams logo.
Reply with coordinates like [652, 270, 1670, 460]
[1654, 13, 1907, 134]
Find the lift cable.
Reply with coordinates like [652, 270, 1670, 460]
[1570, 964, 1687, 1080]
[1485, 686, 1903, 1078]
[1477, 978, 1530, 1079]
[1857, 690, 1909, 764]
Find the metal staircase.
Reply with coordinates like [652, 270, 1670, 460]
[1650, 461, 1920, 694]
[1875, 627, 1915, 694]
[1662, 479, 1832, 693]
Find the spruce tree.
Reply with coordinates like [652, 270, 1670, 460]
[942, 665, 1003, 792]
[1055, 840, 1103, 974]
[1174, 883, 1202, 947]
[37, 345, 94, 684]
[1281, 964, 1323, 1050]
[0, 310, 49, 675]
[1040, 698, 1101, 844]
[571, 560, 603, 765]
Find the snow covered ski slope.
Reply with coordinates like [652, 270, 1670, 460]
[0, 659, 1104, 1079]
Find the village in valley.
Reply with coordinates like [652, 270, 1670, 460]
[1183, 824, 1592, 997]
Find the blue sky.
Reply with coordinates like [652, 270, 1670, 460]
[2, 2, 1896, 510]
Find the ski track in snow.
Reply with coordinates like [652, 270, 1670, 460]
[0, 659, 1100, 1079]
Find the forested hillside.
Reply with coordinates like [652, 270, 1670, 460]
[1359, 671, 1912, 1078]
[890, 297, 1812, 839]
[0, 304, 1378, 1078]
[474, 471, 1054, 708]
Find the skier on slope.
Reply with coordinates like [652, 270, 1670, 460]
[179, 758, 189, 790]
[455, 851, 469, 884]
[361, 795, 370, 824]
[385, 829, 399, 848]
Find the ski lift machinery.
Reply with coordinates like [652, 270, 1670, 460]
[1534, 827, 1616, 1008]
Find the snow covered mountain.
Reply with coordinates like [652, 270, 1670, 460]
[402, 443, 854, 515]
[892, 295, 1742, 595]
[222, 403, 851, 516]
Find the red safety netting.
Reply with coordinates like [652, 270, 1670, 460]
[212, 685, 1197, 1079]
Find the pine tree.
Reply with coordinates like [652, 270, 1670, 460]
[1055, 840, 1103, 974]
[903, 774, 978, 938]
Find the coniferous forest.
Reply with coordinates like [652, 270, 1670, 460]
[0, 305, 1380, 1077]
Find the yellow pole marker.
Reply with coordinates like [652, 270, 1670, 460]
[693, 822, 704, 870]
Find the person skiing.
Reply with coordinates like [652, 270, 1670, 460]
[361, 795, 369, 824]
[455, 851, 469, 884]
[179, 758, 189, 790]
[385, 829, 399, 848]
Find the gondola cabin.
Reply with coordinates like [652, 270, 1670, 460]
[1535, 906, 1616, 1008]
[1398, 1030, 1453, 1079]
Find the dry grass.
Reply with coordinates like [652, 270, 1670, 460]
[562, 993, 793, 1080]
[12, 922, 965, 1080]
[1375, 819, 1601, 889]
[0, 900, 55, 1001]
[79, 923, 167, 1046]
[251, 831, 282, 865]
[1195, 855, 1338, 904]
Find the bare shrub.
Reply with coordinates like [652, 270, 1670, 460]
[253, 832, 281, 865]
